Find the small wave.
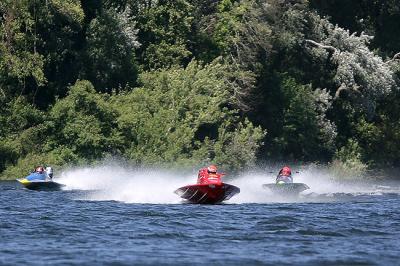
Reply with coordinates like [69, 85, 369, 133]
[296, 229, 347, 237]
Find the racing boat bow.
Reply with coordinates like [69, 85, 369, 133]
[174, 183, 240, 204]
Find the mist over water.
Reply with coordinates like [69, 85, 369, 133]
[56, 163, 400, 204]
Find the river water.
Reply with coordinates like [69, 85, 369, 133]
[1, 166, 400, 265]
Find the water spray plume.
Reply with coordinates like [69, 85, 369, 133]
[56, 163, 400, 204]
[58, 165, 190, 203]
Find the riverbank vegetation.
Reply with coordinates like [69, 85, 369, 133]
[1, 0, 399, 179]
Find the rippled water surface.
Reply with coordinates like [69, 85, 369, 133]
[2, 172, 400, 265]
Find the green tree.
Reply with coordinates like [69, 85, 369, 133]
[0, 0, 46, 104]
[83, 6, 139, 92]
[0, 97, 45, 174]
[134, 0, 194, 69]
[268, 76, 336, 161]
[30, 0, 85, 107]
[0, 80, 123, 179]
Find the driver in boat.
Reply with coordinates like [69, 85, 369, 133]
[197, 165, 221, 185]
[31, 166, 54, 181]
[35, 166, 45, 174]
[276, 166, 293, 184]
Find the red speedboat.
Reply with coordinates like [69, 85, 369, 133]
[174, 183, 240, 204]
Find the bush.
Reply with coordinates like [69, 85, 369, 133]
[111, 59, 265, 170]
[331, 139, 368, 179]
[47, 80, 123, 160]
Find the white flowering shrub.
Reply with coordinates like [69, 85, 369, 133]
[117, 6, 140, 49]
[307, 17, 396, 113]
[312, 88, 337, 147]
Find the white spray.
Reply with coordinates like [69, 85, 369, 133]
[56, 163, 400, 204]
[57, 165, 192, 204]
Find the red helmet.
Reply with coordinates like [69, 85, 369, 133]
[281, 166, 291, 176]
[36, 166, 44, 173]
[207, 165, 217, 173]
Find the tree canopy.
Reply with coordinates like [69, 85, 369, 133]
[1, 0, 400, 179]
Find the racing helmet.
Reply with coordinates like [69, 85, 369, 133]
[281, 166, 291, 176]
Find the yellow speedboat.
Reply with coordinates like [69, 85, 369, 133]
[17, 172, 64, 191]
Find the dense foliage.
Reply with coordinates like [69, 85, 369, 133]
[1, 0, 399, 179]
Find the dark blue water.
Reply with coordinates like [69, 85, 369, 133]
[1, 181, 400, 265]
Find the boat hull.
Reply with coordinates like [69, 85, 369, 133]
[17, 178, 64, 191]
[262, 183, 309, 195]
[174, 183, 240, 204]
